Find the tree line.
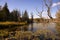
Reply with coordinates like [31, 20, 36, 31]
[0, 3, 33, 23]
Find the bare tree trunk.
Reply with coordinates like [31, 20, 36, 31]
[44, 0, 53, 20]
[48, 7, 53, 19]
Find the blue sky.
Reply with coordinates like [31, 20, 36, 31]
[0, 0, 60, 18]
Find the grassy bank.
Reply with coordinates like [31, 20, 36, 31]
[0, 21, 27, 26]
[0, 21, 28, 30]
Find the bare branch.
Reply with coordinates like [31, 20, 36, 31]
[36, 8, 44, 18]
[44, 0, 48, 7]
[43, 0, 53, 19]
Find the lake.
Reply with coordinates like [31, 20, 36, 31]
[28, 23, 56, 32]
[16, 23, 57, 34]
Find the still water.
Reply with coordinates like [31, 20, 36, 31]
[17, 23, 57, 34]
[28, 23, 56, 32]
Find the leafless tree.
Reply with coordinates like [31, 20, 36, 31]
[44, 0, 53, 19]
[31, 12, 33, 23]
[36, 7, 44, 18]
[36, 7, 46, 23]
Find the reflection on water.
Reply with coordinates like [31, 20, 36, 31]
[17, 23, 57, 33]
[28, 23, 56, 32]
[17, 23, 57, 34]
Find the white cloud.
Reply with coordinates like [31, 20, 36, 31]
[52, 2, 60, 7]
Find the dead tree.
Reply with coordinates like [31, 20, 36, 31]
[31, 13, 33, 23]
[44, 0, 53, 19]
[36, 7, 44, 18]
[36, 7, 44, 22]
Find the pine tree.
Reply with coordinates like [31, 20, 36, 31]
[10, 9, 21, 21]
[2, 3, 10, 21]
[22, 10, 29, 23]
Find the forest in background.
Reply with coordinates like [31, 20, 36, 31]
[0, 3, 34, 23]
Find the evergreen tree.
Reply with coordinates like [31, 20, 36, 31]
[22, 10, 29, 23]
[2, 3, 10, 21]
[10, 9, 21, 21]
[0, 9, 3, 21]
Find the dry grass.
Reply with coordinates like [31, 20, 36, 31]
[0, 21, 27, 25]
